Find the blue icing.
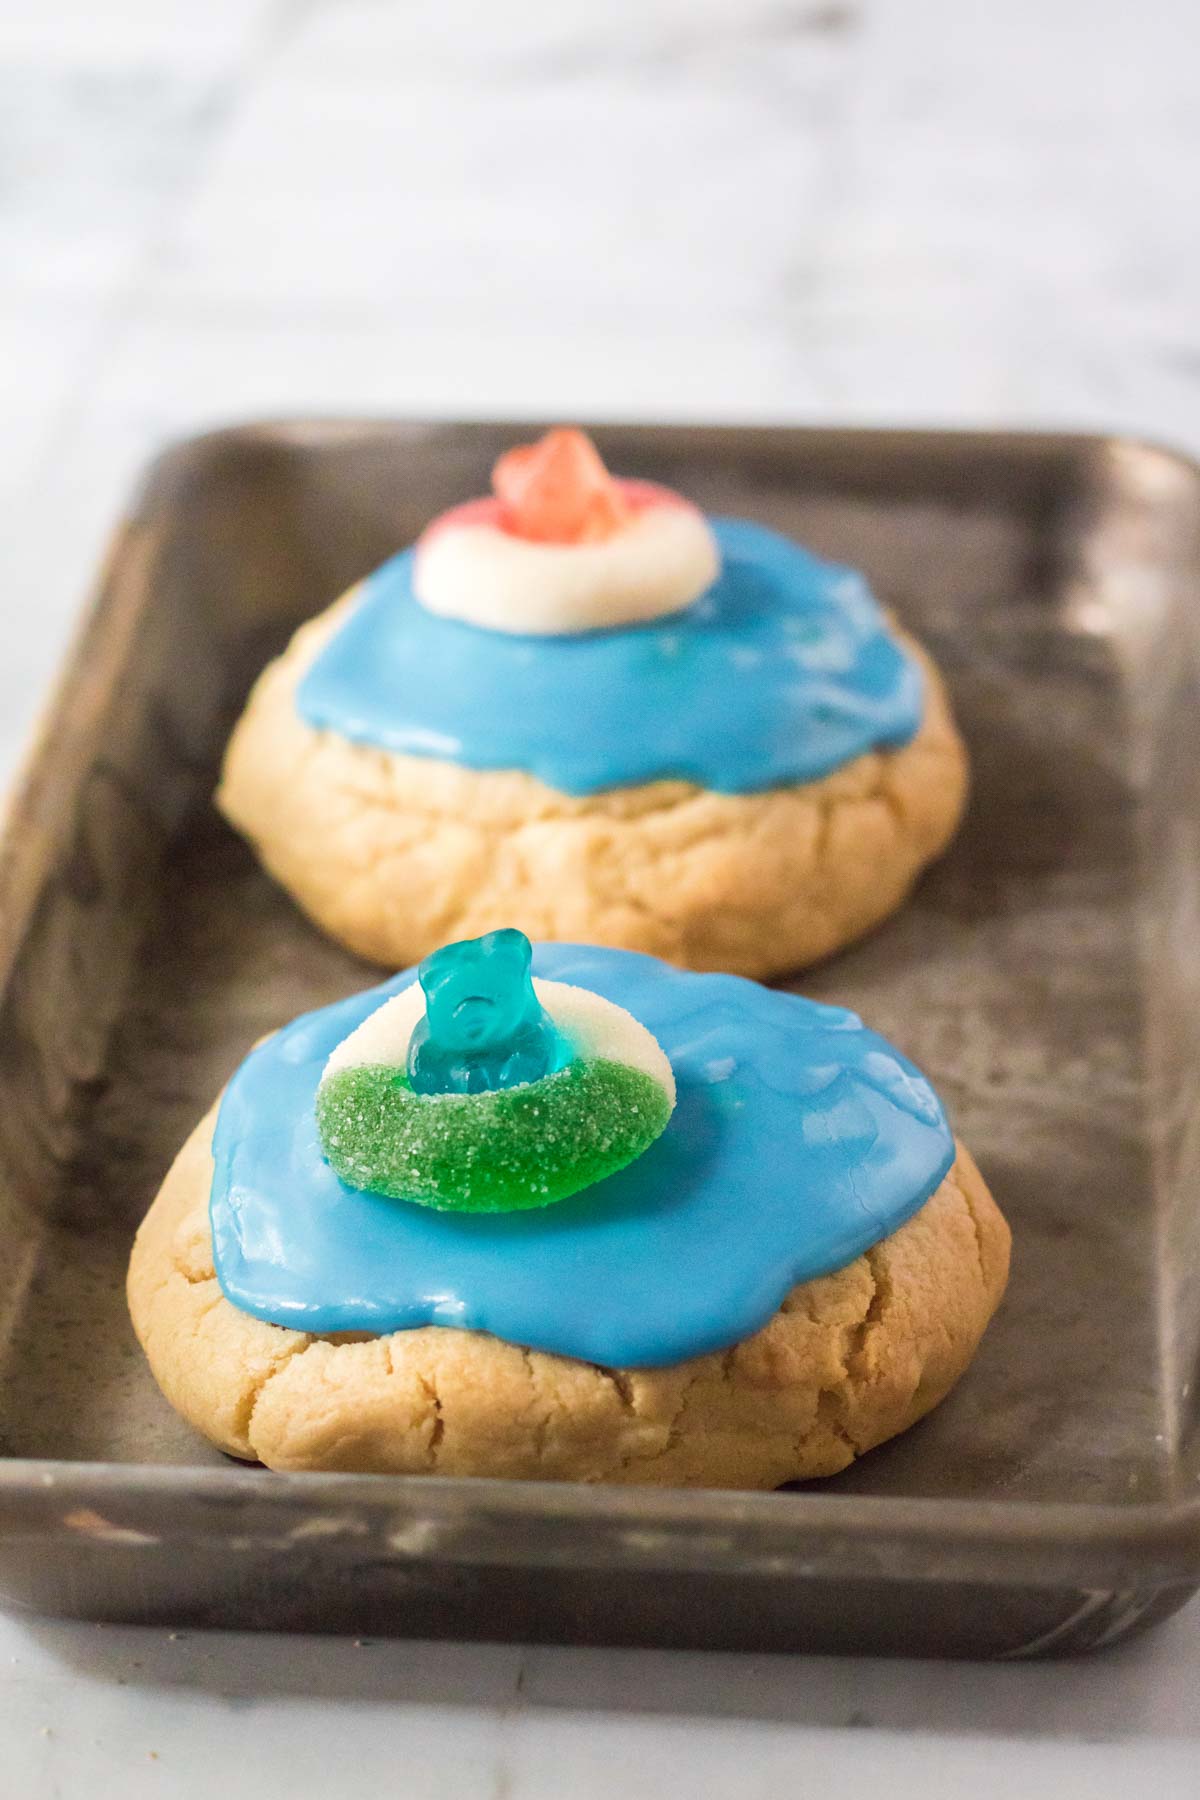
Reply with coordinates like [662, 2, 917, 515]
[295, 517, 924, 796]
[210, 946, 955, 1368]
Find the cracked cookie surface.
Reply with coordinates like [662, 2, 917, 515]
[216, 596, 968, 978]
[127, 1104, 1009, 1486]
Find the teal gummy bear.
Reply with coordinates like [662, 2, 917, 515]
[407, 928, 562, 1096]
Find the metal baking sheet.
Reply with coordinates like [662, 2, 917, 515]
[0, 421, 1196, 1656]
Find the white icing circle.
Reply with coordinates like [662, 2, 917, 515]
[412, 504, 719, 637]
[321, 978, 676, 1107]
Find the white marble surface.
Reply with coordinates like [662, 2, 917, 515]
[2, 0, 1200, 1792]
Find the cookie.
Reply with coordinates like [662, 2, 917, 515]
[127, 1109, 1006, 1486]
[217, 431, 967, 979]
[127, 942, 1008, 1486]
[218, 604, 965, 981]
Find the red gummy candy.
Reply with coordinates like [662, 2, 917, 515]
[492, 429, 630, 544]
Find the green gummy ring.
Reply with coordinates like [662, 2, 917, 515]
[315, 1058, 673, 1213]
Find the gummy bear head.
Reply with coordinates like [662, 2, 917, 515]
[417, 928, 538, 1055]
